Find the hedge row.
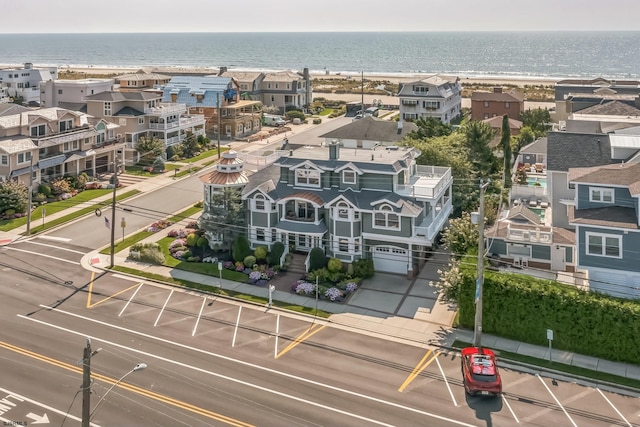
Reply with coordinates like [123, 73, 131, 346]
[457, 266, 640, 365]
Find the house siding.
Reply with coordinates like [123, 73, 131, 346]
[576, 185, 635, 210]
[578, 226, 640, 272]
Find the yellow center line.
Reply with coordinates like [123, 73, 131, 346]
[398, 349, 440, 392]
[86, 272, 143, 309]
[0, 340, 253, 427]
[275, 324, 326, 359]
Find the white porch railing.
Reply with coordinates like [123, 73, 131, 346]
[396, 166, 451, 200]
[507, 225, 552, 243]
[144, 103, 186, 115]
[280, 245, 289, 268]
[414, 198, 452, 241]
[237, 150, 288, 169]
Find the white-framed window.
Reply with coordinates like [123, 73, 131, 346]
[271, 96, 275, 103]
[256, 228, 265, 242]
[342, 170, 356, 184]
[104, 101, 111, 116]
[338, 238, 349, 252]
[58, 89, 63, 95]
[0, 155, 8, 165]
[30, 124, 46, 137]
[483, 101, 489, 108]
[505, 102, 510, 108]
[336, 202, 350, 220]
[59, 119, 73, 132]
[63, 141, 79, 152]
[17, 152, 32, 164]
[295, 168, 320, 187]
[586, 232, 621, 258]
[373, 204, 399, 229]
[254, 194, 265, 211]
[138, 117, 145, 125]
[589, 187, 614, 203]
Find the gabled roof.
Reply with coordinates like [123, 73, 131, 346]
[0, 136, 36, 154]
[505, 204, 542, 225]
[219, 70, 263, 82]
[161, 76, 234, 107]
[481, 116, 523, 129]
[568, 162, 640, 195]
[262, 70, 304, 82]
[471, 90, 524, 102]
[557, 78, 640, 86]
[546, 132, 616, 172]
[113, 106, 144, 116]
[86, 91, 160, 102]
[0, 103, 32, 117]
[115, 72, 171, 81]
[520, 137, 547, 154]
[576, 100, 640, 116]
[318, 116, 418, 142]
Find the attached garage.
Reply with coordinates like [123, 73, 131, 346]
[588, 270, 640, 299]
[372, 245, 408, 275]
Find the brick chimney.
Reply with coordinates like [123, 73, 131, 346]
[493, 87, 503, 93]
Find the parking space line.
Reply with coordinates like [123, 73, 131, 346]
[434, 354, 458, 406]
[536, 374, 577, 427]
[274, 315, 280, 358]
[192, 297, 207, 336]
[154, 289, 174, 327]
[118, 283, 144, 317]
[596, 387, 632, 427]
[232, 306, 242, 347]
[501, 394, 520, 423]
[87, 271, 143, 309]
[275, 323, 326, 359]
[398, 349, 439, 392]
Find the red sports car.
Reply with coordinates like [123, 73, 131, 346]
[461, 347, 502, 396]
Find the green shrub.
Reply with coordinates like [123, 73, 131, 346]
[182, 250, 192, 259]
[0, 180, 28, 214]
[130, 243, 164, 265]
[38, 184, 52, 197]
[152, 156, 165, 172]
[313, 118, 322, 125]
[308, 267, 329, 283]
[187, 256, 201, 262]
[254, 245, 267, 260]
[232, 235, 252, 262]
[186, 233, 197, 247]
[243, 255, 256, 268]
[308, 247, 327, 271]
[268, 241, 285, 265]
[352, 258, 374, 279]
[196, 236, 208, 249]
[4, 209, 15, 217]
[327, 257, 343, 273]
[285, 110, 306, 121]
[51, 178, 71, 195]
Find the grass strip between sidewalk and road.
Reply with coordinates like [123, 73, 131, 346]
[24, 189, 141, 235]
[100, 204, 203, 255]
[110, 265, 331, 318]
[451, 339, 640, 391]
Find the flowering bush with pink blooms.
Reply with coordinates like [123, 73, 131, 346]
[325, 287, 343, 302]
[293, 280, 315, 296]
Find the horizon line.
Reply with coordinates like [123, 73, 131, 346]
[1, 30, 639, 35]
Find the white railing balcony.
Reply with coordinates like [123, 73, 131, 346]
[413, 198, 452, 241]
[178, 115, 206, 127]
[507, 225, 552, 243]
[144, 103, 187, 116]
[164, 135, 180, 145]
[396, 166, 451, 200]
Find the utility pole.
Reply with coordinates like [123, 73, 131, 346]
[81, 338, 92, 427]
[473, 180, 490, 349]
[360, 70, 364, 115]
[217, 92, 221, 159]
[109, 151, 118, 268]
[26, 156, 34, 235]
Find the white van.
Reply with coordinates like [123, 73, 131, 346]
[264, 114, 286, 127]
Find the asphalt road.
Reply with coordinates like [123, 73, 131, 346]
[1, 236, 638, 427]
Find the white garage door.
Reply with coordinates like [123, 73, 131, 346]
[372, 246, 408, 275]
[589, 270, 640, 299]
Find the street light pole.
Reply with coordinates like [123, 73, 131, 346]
[81, 338, 92, 427]
[217, 92, 221, 159]
[473, 180, 490, 349]
[90, 363, 146, 421]
[26, 156, 34, 235]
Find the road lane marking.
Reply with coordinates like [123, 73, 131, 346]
[536, 374, 577, 427]
[87, 271, 142, 309]
[275, 323, 326, 359]
[192, 297, 207, 336]
[118, 282, 144, 316]
[25, 307, 479, 426]
[36, 235, 72, 242]
[398, 349, 439, 392]
[274, 315, 280, 359]
[23, 240, 84, 254]
[596, 387, 632, 427]
[2, 246, 80, 264]
[0, 386, 92, 426]
[154, 289, 174, 327]
[434, 354, 458, 407]
[0, 340, 251, 427]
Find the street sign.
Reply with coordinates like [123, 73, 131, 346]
[547, 329, 554, 340]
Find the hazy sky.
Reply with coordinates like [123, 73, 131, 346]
[4, 0, 639, 33]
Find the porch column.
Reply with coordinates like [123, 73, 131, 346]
[407, 243, 414, 279]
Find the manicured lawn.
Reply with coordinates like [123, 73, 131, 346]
[318, 109, 333, 116]
[110, 265, 331, 317]
[25, 190, 140, 234]
[184, 147, 229, 164]
[0, 189, 111, 231]
[451, 339, 640, 390]
[100, 204, 203, 255]
[174, 166, 203, 178]
[125, 163, 181, 176]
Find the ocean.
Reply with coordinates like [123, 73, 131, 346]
[1, 31, 639, 80]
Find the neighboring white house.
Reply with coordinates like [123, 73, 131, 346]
[0, 63, 57, 106]
[40, 78, 115, 109]
[398, 75, 462, 124]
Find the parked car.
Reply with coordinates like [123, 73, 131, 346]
[461, 347, 502, 396]
[264, 114, 286, 127]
